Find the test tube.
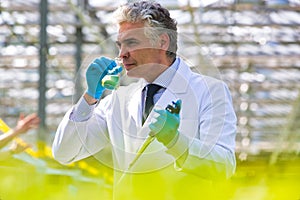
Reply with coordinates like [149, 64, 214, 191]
[101, 57, 123, 90]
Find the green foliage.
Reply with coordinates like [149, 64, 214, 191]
[1, 156, 299, 200]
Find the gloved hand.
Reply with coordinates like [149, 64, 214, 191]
[149, 100, 181, 148]
[85, 57, 118, 99]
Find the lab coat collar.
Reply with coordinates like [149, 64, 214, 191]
[127, 58, 194, 127]
[143, 58, 193, 125]
[167, 58, 192, 94]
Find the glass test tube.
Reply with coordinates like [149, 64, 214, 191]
[101, 57, 123, 90]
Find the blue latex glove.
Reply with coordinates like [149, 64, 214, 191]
[149, 100, 181, 147]
[85, 57, 117, 99]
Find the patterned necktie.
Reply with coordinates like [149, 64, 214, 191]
[143, 84, 162, 123]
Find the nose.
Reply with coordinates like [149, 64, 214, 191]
[118, 45, 129, 59]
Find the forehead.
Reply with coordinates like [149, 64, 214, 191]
[117, 22, 146, 41]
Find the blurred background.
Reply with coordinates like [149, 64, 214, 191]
[0, 0, 300, 199]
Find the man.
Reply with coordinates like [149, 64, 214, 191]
[52, 1, 237, 199]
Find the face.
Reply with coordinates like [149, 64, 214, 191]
[116, 22, 169, 82]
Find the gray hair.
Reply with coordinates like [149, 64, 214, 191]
[113, 1, 177, 59]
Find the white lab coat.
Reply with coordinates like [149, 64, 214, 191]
[52, 58, 237, 199]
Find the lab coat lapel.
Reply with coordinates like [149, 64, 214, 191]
[127, 59, 194, 170]
[127, 80, 146, 127]
[141, 59, 192, 131]
[127, 88, 143, 127]
[154, 59, 191, 112]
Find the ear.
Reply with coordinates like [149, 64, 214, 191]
[159, 33, 170, 51]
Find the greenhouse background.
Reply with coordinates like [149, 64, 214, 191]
[0, 0, 300, 199]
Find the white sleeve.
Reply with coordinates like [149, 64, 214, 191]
[69, 96, 96, 122]
[52, 96, 111, 165]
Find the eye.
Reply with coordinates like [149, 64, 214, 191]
[126, 40, 139, 47]
[116, 39, 140, 50]
[115, 41, 121, 48]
